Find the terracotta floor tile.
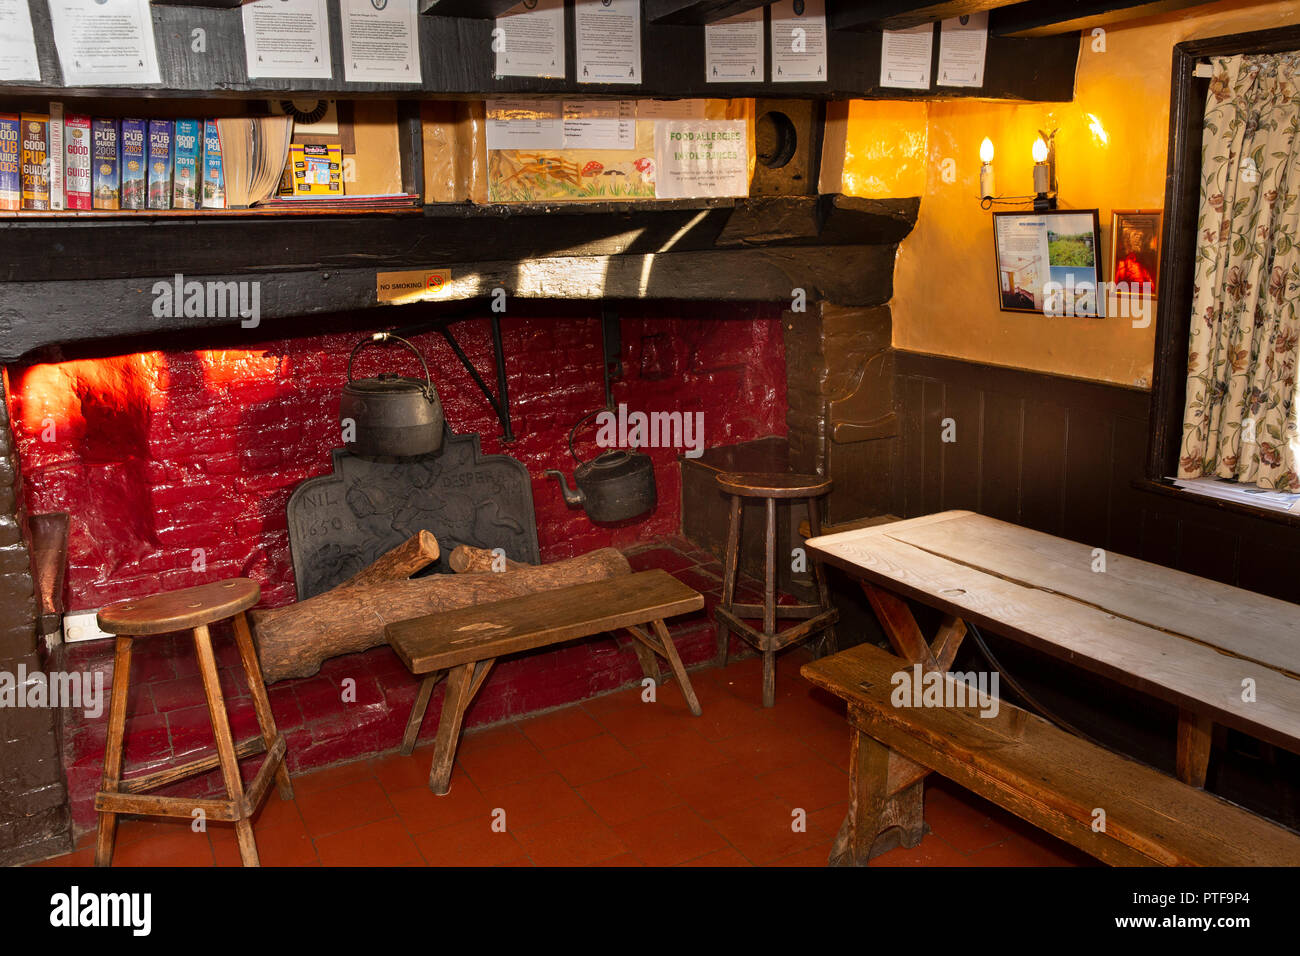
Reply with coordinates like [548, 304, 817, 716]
[209, 813, 318, 867]
[518, 707, 605, 751]
[710, 794, 822, 864]
[388, 777, 491, 835]
[597, 853, 644, 866]
[578, 768, 683, 826]
[924, 781, 1021, 854]
[633, 728, 731, 782]
[109, 827, 215, 867]
[457, 733, 552, 791]
[869, 832, 973, 867]
[690, 689, 770, 742]
[756, 755, 849, 813]
[667, 761, 762, 820]
[369, 750, 434, 794]
[295, 778, 395, 836]
[545, 734, 642, 786]
[33, 847, 95, 867]
[969, 831, 1096, 867]
[764, 842, 835, 867]
[478, 771, 590, 830]
[612, 805, 729, 867]
[677, 846, 752, 867]
[582, 692, 682, 747]
[315, 817, 424, 867]
[414, 816, 530, 866]
[714, 726, 821, 777]
[514, 809, 629, 866]
[291, 760, 376, 796]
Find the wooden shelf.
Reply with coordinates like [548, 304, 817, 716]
[0, 2, 1079, 101]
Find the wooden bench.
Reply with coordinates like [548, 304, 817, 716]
[802, 642, 1300, 866]
[386, 569, 704, 794]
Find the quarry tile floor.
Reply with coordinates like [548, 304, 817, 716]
[34, 653, 1094, 868]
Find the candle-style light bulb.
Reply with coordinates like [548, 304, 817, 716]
[979, 137, 995, 200]
[1032, 137, 1050, 198]
[1032, 137, 1049, 163]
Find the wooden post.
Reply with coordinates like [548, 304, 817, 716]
[93, 636, 133, 868]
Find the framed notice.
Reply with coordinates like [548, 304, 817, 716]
[993, 210, 1103, 317]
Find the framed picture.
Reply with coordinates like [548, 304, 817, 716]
[1110, 208, 1162, 298]
[993, 209, 1103, 317]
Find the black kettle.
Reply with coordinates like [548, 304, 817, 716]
[339, 333, 444, 458]
[545, 409, 656, 523]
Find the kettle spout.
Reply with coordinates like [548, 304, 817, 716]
[543, 469, 586, 508]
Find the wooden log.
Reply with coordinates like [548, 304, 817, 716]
[447, 544, 530, 573]
[251, 548, 632, 682]
[339, 530, 440, 588]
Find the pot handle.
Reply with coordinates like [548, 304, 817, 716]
[346, 333, 436, 401]
[568, 407, 608, 466]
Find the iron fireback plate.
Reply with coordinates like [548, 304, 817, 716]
[286, 428, 540, 600]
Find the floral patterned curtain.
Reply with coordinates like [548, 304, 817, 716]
[1178, 52, 1300, 490]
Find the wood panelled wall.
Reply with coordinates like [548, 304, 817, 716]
[888, 350, 1300, 605]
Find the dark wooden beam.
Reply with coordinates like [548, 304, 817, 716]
[828, 0, 1019, 32]
[991, 0, 1219, 37]
[419, 0, 523, 18]
[645, 0, 771, 26]
[0, 0, 1078, 100]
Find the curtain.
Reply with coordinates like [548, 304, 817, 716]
[1178, 51, 1300, 490]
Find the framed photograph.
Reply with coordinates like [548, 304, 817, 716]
[1110, 208, 1162, 298]
[993, 209, 1103, 317]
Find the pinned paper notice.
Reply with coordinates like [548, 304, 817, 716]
[342, 0, 421, 84]
[486, 99, 563, 150]
[243, 0, 333, 80]
[575, 0, 642, 85]
[495, 0, 565, 80]
[48, 0, 161, 86]
[653, 120, 748, 199]
[637, 100, 707, 120]
[771, 0, 827, 84]
[563, 100, 635, 150]
[937, 12, 988, 88]
[706, 8, 763, 84]
[881, 22, 934, 90]
[0, 0, 40, 82]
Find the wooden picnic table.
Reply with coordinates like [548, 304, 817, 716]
[806, 510, 1300, 781]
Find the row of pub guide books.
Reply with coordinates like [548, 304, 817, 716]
[1, 103, 226, 211]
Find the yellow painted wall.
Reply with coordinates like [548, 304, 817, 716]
[842, 0, 1300, 388]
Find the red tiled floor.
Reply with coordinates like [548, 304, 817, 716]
[32, 652, 1089, 869]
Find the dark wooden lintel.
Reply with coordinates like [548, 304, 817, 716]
[990, 0, 1219, 37]
[645, 0, 771, 26]
[827, 0, 1020, 32]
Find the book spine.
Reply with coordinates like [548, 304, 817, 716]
[19, 113, 49, 211]
[202, 119, 224, 209]
[147, 120, 172, 210]
[120, 118, 147, 210]
[172, 119, 200, 210]
[64, 114, 92, 210]
[0, 114, 18, 211]
[92, 119, 119, 211]
[48, 102, 64, 210]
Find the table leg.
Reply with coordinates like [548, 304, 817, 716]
[428, 661, 486, 795]
[1176, 709, 1213, 788]
[716, 494, 742, 667]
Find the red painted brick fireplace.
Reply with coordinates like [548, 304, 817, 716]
[3, 301, 788, 835]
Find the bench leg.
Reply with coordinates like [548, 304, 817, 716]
[651, 619, 702, 717]
[1176, 709, 1213, 788]
[401, 672, 445, 756]
[830, 729, 926, 866]
[428, 661, 490, 795]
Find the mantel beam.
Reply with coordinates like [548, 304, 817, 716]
[828, 0, 1020, 32]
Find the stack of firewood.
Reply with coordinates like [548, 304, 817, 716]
[250, 532, 631, 682]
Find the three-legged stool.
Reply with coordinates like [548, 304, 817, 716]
[713, 472, 840, 707]
[94, 578, 293, 867]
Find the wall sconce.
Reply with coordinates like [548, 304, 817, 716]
[1033, 129, 1057, 211]
[979, 138, 995, 200]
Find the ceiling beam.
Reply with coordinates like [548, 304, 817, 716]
[990, 0, 1220, 37]
[420, 0, 522, 18]
[644, 0, 772, 26]
[828, 0, 1020, 32]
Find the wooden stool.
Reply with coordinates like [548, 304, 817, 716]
[714, 472, 840, 707]
[94, 578, 293, 867]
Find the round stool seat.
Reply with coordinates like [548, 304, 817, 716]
[98, 577, 260, 636]
[716, 471, 832, 499]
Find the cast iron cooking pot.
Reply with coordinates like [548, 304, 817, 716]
[339, 333, 444, 458]
[545, 409, 656, 523]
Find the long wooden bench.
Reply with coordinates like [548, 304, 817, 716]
[386, 569, 704, 794]
[802, 642, 1300, 866]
